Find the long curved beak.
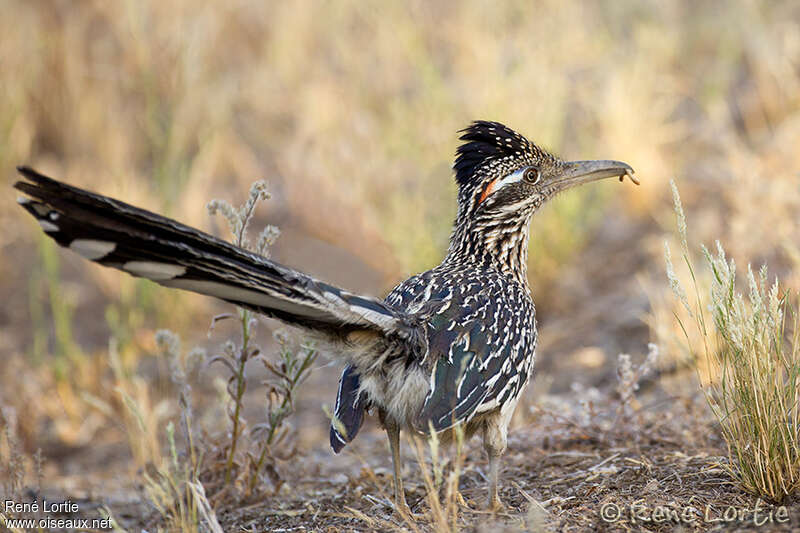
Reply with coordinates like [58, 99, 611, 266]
[554, 160, 637, 191]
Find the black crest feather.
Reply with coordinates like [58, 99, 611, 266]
[454, 121, 533, 187]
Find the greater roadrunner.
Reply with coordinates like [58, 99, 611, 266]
[15, 121, 635, 512]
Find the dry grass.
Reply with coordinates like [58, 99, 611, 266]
[102, 182, 322, 531]
[0, 410, 44, 532]
[2, 0, 800, 531]
[665, 183, 800, 503]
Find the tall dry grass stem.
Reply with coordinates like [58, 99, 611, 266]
[665, 181, 800, 502]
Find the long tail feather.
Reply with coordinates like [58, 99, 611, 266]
[14, 166, 412, 338]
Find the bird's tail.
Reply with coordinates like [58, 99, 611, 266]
[14, 166, 415, 340]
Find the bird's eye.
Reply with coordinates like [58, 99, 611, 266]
[523, 167, 541, 184]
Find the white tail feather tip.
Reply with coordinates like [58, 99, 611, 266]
[124, 261, 187, 281]
[38, 220, 59, 232]
[70, 239, 116, 259]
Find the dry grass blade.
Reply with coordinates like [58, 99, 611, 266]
[188, 481, 224, 533]
[665, 183, 800, 503]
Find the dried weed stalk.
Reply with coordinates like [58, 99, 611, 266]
[0, 408, 25, 503]
[615, 343, 659, 429]
[665, 180, 800, 502]
[534, 343, 658, 444]
[414, 424, 467, 532]
[206, 180, 275, 485]
[0, 408, 44, 531]
[109, 337, 169, 469]
[205, 181, 316, 497]
[248, 331, 317, 494]
[116, 181, 315, 530]
[138, 330, 218, 533]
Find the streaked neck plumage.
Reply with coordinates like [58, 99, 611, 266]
[444, 199, 535, 288]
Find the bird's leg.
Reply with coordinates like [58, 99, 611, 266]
[384, 416, 412, 516]
[483, 420, 508, 512]
[487, 450, 504, 511]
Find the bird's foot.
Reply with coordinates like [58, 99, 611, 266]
[488, 495, 507, 513]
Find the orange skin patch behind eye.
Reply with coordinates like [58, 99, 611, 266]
[478, 179, 498, 205]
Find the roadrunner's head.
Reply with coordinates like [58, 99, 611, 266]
[448, 120, 636, 278]
[454, 120, 635, 222]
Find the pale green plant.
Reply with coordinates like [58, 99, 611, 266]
[206, 180, 275, 484]
[122, 179, 316, 531]
[113, 314, 278, 533]
[615, 343, 659, 428]
[142, 421, 201, 532]
[128, 330, 215, 533]
[205, 180, 317, 495]
[110, 337, 171, 469]
[665, 181, 800, 502]
[248, 330, 317, 494]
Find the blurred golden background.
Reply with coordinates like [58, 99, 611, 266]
[1, 0, 800, 521]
